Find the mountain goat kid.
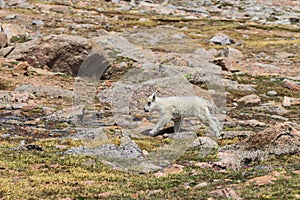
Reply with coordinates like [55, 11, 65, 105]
[144, 92, 222, 138]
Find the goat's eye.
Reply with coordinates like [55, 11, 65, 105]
[147, 102, 151, 106]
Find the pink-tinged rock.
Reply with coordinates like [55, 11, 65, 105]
[237, 94, 261, 105]
[98, 192, 113, 198]
[209, 188, 242, 200]
[194, 182, 208, 189]
[283, 96, 300, 107]
[246, 175, 276, 185]
[210, 57, 241, 72]
[238, 119, 266, 127]
[154, 164, 184, 177]
[284, 80, 300, 90]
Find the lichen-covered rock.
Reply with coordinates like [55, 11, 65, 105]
[217, 122, 300, 170]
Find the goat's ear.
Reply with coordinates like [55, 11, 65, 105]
[151, 92, 156, 102]
[152, 94, 156, 102]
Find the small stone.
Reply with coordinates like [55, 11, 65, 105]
[240, 119, 266, 127]
[0, 0, 5, 8]
[270, 115, 288, 121]
[155, 164, 184, 177]
[32, 19, 44, 26]
[194, 182, 208, 189]
[14, 61, 30, 71]
[22, 105, 39, 111]
[246, 174, 276, 185]
[11, 71, 20, 76]
[237, 94, 261, 105]
[98, 192, 112, 198]
[274, 19, 290, 25]
[194, 162, 213, 168]
[0, 32, 8, 48]
[11, 103, 26, 109]
[283, 80, 300, 91]
[163, 164, 184, 174]
[209, 188, 242, 200]
[24, 120, 38, 126]
[138, 18, 148, 22]
[148, 189, 163, 196]
[275, 52, 294, 59]
[267, 90, 277, 96]
[282, 96, 300, 107]
[27, 66, 55, 76]
[171, 33, 186, 39]
[168, 132, 197, 140]
[210, 57, 240, 72]
[191, 137, 218, 148]
[217, 47, 243, 61]
[5, 14, 18, 20]
[209, 35, 235, 45]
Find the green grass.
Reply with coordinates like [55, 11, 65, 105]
[0, 136, 299, 199]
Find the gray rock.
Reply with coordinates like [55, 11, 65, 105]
[221, 131, 254, 139]
[2, 46, 14, 57]
[275, 52, 294, 59]
[254, 62, 279, 70]
[45, 105, 85, 123]
[5, 0, 33, 8]
[251, 102, 289, 115]
[191, 136, 218, 148]
[5, 14, 18, 20]
[0, 91, 32, 104]
[168, 132, 197, 140]
[138, 161, 162, 173]
[190, 136, 219, 159]
[267, 90, 277, 96]
[209, 35, 235, 45]
[193, 48, 218, 60]
[177, 6, 210, 16]
[0, 0, 5, 8]
[170, 33, 186, 39]
[223, 79, 256, 92]
[274, 19, 291, 25]
[65, 146, 89, 155]
[66, 133, 143, 160]
[11, 103, 26, 109]
[32, 19, 44, 26]
[0, 32, 8, 49]
[70, 128, 107, 141]
[15, 84, 77, 99]
[217, 47, 243, 61]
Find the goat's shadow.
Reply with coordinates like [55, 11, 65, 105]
[141, 126, 189, 137]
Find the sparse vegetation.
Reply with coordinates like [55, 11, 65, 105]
[0, 0, 299, 199]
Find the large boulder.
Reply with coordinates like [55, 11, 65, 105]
[7, 35, 93, 75]
[216, 122, 300, 170]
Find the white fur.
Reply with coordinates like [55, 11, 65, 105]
[144, 92, 221, 137]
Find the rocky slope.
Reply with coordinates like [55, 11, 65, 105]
[0, 0, 299, 199]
